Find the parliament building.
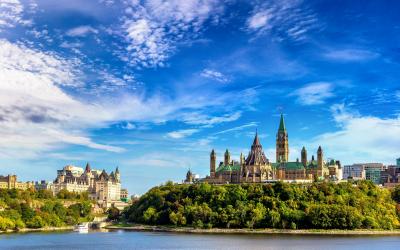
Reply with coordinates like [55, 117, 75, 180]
[199, 114, 341, 184]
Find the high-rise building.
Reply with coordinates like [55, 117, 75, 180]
[397, 158, 400, 167]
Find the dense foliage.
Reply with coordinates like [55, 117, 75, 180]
[124, 181, 400, 230]
[0, 188, 93, 231]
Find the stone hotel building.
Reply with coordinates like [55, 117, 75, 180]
[52, 163, 122, 208]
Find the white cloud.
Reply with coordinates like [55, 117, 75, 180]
[246, 0, 318, 41]
[121, 122, 136, 130]
[396, 91, 400, 100]
[324, 49, 379, 61]
[167, 129, 200, 139]
[0, 38, 261, 158]
[247, 10, 270, 29]
[0, 0, 24, 30]
[215, 122, 258, 135]
[182, 111, 241, 127]
[131, 152, 193, 168]
[200, 69, 230, 83]
[122, 0, 224, 67]
[66, 25, 98, 37]
[312, 104, 400, 165]
[291, 82, 334, 105]
[0, 39, 124, 156]
[60, 41, 83, 48]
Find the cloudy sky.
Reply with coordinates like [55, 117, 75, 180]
[0, 0, 399, 194]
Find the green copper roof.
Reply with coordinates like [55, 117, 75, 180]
[278, 114, 286, 132]
[285, 162, 304, 170]
[307, 161, 318, 168]
[216, 164, 241, 173]
[273, 162, 304, 170]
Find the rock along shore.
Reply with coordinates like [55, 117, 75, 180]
[106, 224, 400, 235]
[0, 226, 73, 234]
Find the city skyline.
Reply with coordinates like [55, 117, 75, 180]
[1, 0, 400, 194]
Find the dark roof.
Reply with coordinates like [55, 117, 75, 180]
[85, 163, 91, 172]
[253, 130, 260, 146]
[99, 169, 109, 180]
[186, 169, 193, 178]
[245, 132, 269, 166]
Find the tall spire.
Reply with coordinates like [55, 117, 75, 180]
[279, 113, 286, 132]
[253, 129, 260, 145]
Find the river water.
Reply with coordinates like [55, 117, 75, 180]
[1, 230, 400, 250]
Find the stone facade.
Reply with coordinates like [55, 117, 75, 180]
[52, 163, 121, 208]
[0, 175, 34, 190]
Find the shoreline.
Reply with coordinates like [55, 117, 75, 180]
[106, 224, 400, 236]
[0, 226, 73, 234]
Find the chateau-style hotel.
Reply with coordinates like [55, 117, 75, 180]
[186, 114, 342, 184]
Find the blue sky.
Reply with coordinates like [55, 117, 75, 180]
[0, 0, 399, 194]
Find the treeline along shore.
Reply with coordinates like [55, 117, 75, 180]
[0, 189, 93, 233]
[121, 181, 400, 231]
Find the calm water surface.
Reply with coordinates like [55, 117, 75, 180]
[0, 230, 400, 250]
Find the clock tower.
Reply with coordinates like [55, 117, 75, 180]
[276, 114, 289, 163]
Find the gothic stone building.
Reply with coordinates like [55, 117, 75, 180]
[203, 114, 340, 183]
[52, 163, 121, 208]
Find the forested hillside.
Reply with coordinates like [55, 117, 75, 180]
[0, 189, 93, 231]
[124, 181, 400, 230]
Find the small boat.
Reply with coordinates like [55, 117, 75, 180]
[74, 223, 89, 233]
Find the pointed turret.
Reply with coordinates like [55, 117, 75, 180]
[210, 149, 216, 178]
[115, 166, 121, 182]
[99, 169, 109, 181]
[224, 149, 231, 166]
[317, 146, 323, 170]
[245, 131, 269, 166]
[85, 162, 91, 173]
[278, 113, 286, 132]
[186, 169, 193, 183]
[253, 129, 260, 146]
[301, 146, 307, 167]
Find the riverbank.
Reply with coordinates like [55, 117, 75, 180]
[106, 224, 400, 235]
[0, 226, 73, 234]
